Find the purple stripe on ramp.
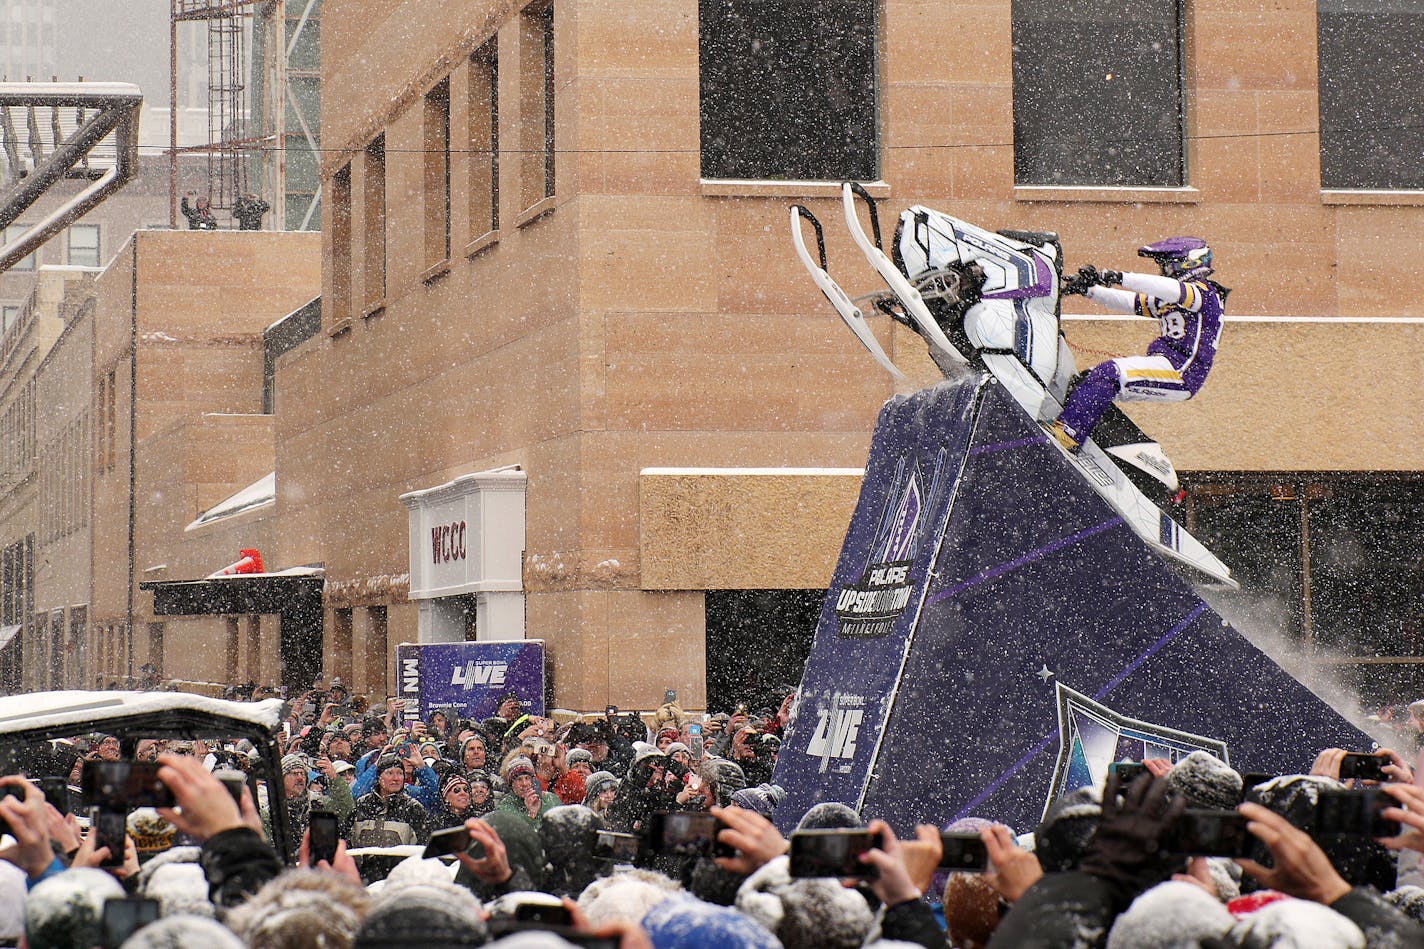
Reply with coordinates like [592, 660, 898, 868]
[950, 602, 1210, 821]
[927, 516, 1125, 606]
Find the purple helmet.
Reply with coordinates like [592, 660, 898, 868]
[1138, 236, 1212, 279]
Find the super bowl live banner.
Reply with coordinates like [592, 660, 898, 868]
[395, 640, 545, 723]
[772, 377, 1368, 835]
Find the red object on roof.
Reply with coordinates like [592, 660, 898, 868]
[210, 548, 265, 577]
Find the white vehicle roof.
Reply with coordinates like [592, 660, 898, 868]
[0, 690, 284, 738]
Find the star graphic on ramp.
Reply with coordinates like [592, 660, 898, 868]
[1037, 665, 1055, 683]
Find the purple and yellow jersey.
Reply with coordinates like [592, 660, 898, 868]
[1086, 272, 1224, 393]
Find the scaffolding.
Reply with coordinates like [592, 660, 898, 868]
[169, 0, 320, 230]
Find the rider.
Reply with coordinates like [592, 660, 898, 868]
[1048, 237, 1228, 453]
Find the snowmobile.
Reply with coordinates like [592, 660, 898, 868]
[790, 183, 1235, 588]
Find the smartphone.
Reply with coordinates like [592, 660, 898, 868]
[529, 740, 557, 758]
[1108, 761, 1149, 785]
[788, 828, 884, 880]
[309, 810, 340, 865]
[100, 897, 160, 949]
[938, 831, 990, 872]
[593, 830, 641, 863]
[38, 776, 70, 815]
[214, 769, 247, 806]
[424, 825, 486, 859]
[514, 899, 574, 927]
[664, 689, 678, 705]
[1164, 809, 1257, 858]
[81, 760, 175, 809]
[648, 811, 733, 859]
[92, 808, 128, 868]
[688, 723, 702, 736]
[1338, 753, 1390, 783]
[1315, 788, 1401, 837]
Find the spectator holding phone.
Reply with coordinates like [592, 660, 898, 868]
[495, 756, 561, 829]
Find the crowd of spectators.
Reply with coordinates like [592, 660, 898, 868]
[0, 684, 1423, 947]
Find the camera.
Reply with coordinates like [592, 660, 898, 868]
[648, 811, 733, 860]
[1338, 752, 1390, 783]
[1315, 788, 1401, 837]
[593, 830, 641, 863]
[424, 825, 487, 860]
[81, 760, 174, 810]
[1163, 809, 1259, 859]
[938, 831, 989, 872]
[788, 828, 884, 879]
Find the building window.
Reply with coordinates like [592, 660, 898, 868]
[67, 223, 100, 267]
[1, 305, 17, 334]
[424, 79, 452, 265]
[329, 164, 352, 323]
[520, 3, 555, 210]
[469, 39, 500, 238]
[1318, 1, 1424, 189]
[698, 0, 877, 182]
[363, 135, 386, 307]
[96, 366, 116, 474]
[1012, 0, 1186, 187]
[4, 225, 35, 270]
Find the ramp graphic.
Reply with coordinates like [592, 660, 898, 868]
[772, 376, 1368, 834]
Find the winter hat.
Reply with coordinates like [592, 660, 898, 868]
[656, 725, 681, 743]
[333, 759, 356, 775]
[127, 807, 178, 856]
[224, 868, 371, 949]
[138, 857, 212, 919]
[644, 894, 783, 949]
[1201, 857, 1242, 903]
[503, 755, 537, 783]
[794, 802, 863, 831]
[483, 933, 580, 948]
[1248, 774, 1395, 891]
[25, 868, 125, 949]
[1385, 885, 1424, 923]
[736, 855, 873, 949]
[1104, 881, 1234, 949]
[1224, 897, 1364, 948]
[582, 771, 620, 805]
[0, 860, 25, 944]
[375, 753, 403, 775]
[466, 768, 495, 792]
[730, 783, 787, 818]
[117, 915, 245, 949]
[440, 771, 471, 799]
[701, 757, 748, 803]
[577, 868, 682, 928]
[281, 753, 310, 776]
[385, 854, 468, 889]
[1167, 751, 1242, 811]
[540, 804, 603, 865]
[354, 879, 487, 949]
[1035, 785, 1102, 872]
[360, 718, 387, 738]
[566, 748, 593, 767]
[664, 742, 691, 758]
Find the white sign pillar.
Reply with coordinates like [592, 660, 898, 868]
[399, 467, 527, 643]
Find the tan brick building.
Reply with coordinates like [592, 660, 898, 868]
[254, 0, 1424, 713]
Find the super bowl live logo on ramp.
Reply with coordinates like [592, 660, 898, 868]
[833, 449, 951, 639]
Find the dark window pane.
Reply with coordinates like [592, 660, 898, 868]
[699, 0, 877, 181]
[1012, 0, 1184, 186]
[1318, 1, 1424, 189]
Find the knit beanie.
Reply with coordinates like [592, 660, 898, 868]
[439, 770, 471, 799]
[225, 868, 371, 949]
[503, 755, 537, 783]
[117, 915, 245, 949]
[582, 771, 620, 805]
[1104, 881, 1234, 949]
[25, 868, 124, 949]
[1225, 897, 1364, 948]
[644, 894, 783, 949]
[794, 802, 863, 831]
[281, 753, 310, 776]
[730, 783, 787, 818]
[1166, 751, 1242, 811]
[566, 748, 593, 767]
[1035, 785, 1102, 872]
[375, 753, 403, 775]
[576, 869, 682, 928]
[736, 855, 872, 949]
[354, 880, 487, 949]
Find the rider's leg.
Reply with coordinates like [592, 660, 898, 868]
[1050, 358, 1124, 451]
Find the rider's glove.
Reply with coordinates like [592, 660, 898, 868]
[1099, 269, 1124, 286]
[1060, 274, 1090, 296]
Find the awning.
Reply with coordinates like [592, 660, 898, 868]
[140, 567, 323, 616]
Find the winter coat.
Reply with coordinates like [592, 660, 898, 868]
[179, 196, 218, 230]
[351, 759, 439, 810]
[197, 828, 282, 909]
[492, 787, 563, 830]
[1331, 886, 1424, 946]
[349, 789, 433, 845]
[987, 871, 1115, 949]
[881, 898, 947, 949]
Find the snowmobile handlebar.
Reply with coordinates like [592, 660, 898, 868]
[789, 205, 827, 271]
[844, 181, 884, 251]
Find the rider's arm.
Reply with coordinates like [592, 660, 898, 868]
[1083, 284, 1140, 314]
[1118, 272, 1206, 312]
